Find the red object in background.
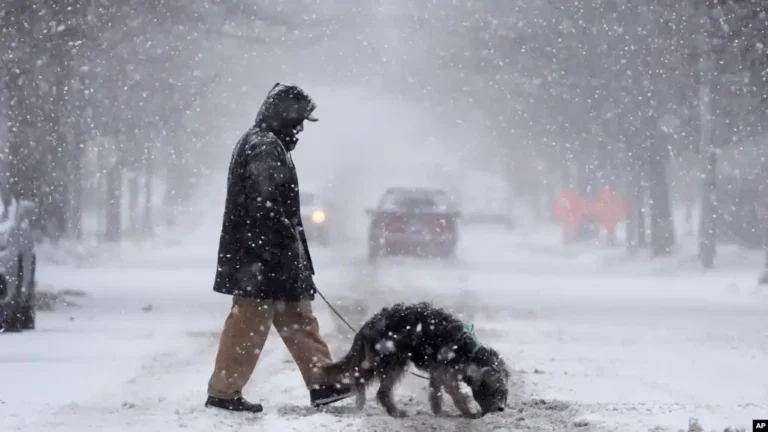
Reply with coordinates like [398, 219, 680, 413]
[553, 190, 588, 228]
[590, 188, 626, 230]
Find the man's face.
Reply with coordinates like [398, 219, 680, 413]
[293, 120, 304, 135]
[279, 117, 306, 151]
[281, 117, 304, 136]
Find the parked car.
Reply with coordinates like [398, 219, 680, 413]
[0, 193, 37, 332]
[366, 187, 460, 263]
[300, 190, 332, 246]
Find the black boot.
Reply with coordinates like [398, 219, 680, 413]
[310, 385, 353, 407]
[205, 396, 263, 413]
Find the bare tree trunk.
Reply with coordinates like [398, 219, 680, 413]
[760, 231, 768, 285]
[647, 144, 676, 256]
[575, 151, 598, 242]
[625, 172, 637, 250]
[637, 163, 649, 249]
[67, 118, 84, 240]
[65, 71, 88, 240]
[127, 171, 139, 235]
[625, 153, 647, 252]
[698, 19, 717, 269]
[4, 3, 42, 233]
[759, 186, 768, 284]
[6, 61, 36, 201]
[699, 149, 717, 268]
[104, 164, 122, 243]
[70, 155, 84, 239]
[143, 142, 154, 235]
[96, 144, 104, 239]
[49, 81, 70, 240]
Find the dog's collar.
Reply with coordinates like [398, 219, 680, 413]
[463, 323, 482, 355]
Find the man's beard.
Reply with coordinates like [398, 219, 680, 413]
[277, 127, 299, 151]
[283, 135, 298, 151]
[277, 119, 304, 151]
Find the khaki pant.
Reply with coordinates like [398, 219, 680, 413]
[207, 296, 333, 399]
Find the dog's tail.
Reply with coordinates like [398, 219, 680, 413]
[321, 331, 374, 386]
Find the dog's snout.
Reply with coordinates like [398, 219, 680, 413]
[497, 406, 505, 412]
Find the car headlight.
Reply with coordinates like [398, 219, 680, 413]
[311, 210, 326, 224]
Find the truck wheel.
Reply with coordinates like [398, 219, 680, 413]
[1, 304, 23, 333]
[6, 254, 36, 331]
[17, 303, 35, 330]
[30, 253, 36, 289]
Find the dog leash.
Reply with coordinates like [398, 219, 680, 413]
[315, 288, 431, 381]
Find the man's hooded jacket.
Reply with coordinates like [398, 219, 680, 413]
[213, 83, 318, 301]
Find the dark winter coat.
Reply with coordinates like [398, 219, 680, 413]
[213, 83, 319, 302]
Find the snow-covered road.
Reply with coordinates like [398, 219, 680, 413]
[1, 223, 765, 431]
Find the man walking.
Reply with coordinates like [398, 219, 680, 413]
[205, 83, 352, 413]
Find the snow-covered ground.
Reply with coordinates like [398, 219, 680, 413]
[1, 216, 765, 431]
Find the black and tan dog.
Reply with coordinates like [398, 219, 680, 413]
[320, 302, 510, 418]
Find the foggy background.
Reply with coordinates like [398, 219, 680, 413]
[1, 0, 767, 265]
[3, 3, 768, 431]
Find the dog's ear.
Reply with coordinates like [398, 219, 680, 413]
[472, 346, 490, 358]
[464, 363, 499, 389]
[483, 347, 510, 376]
[484, 347, 503, 363]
